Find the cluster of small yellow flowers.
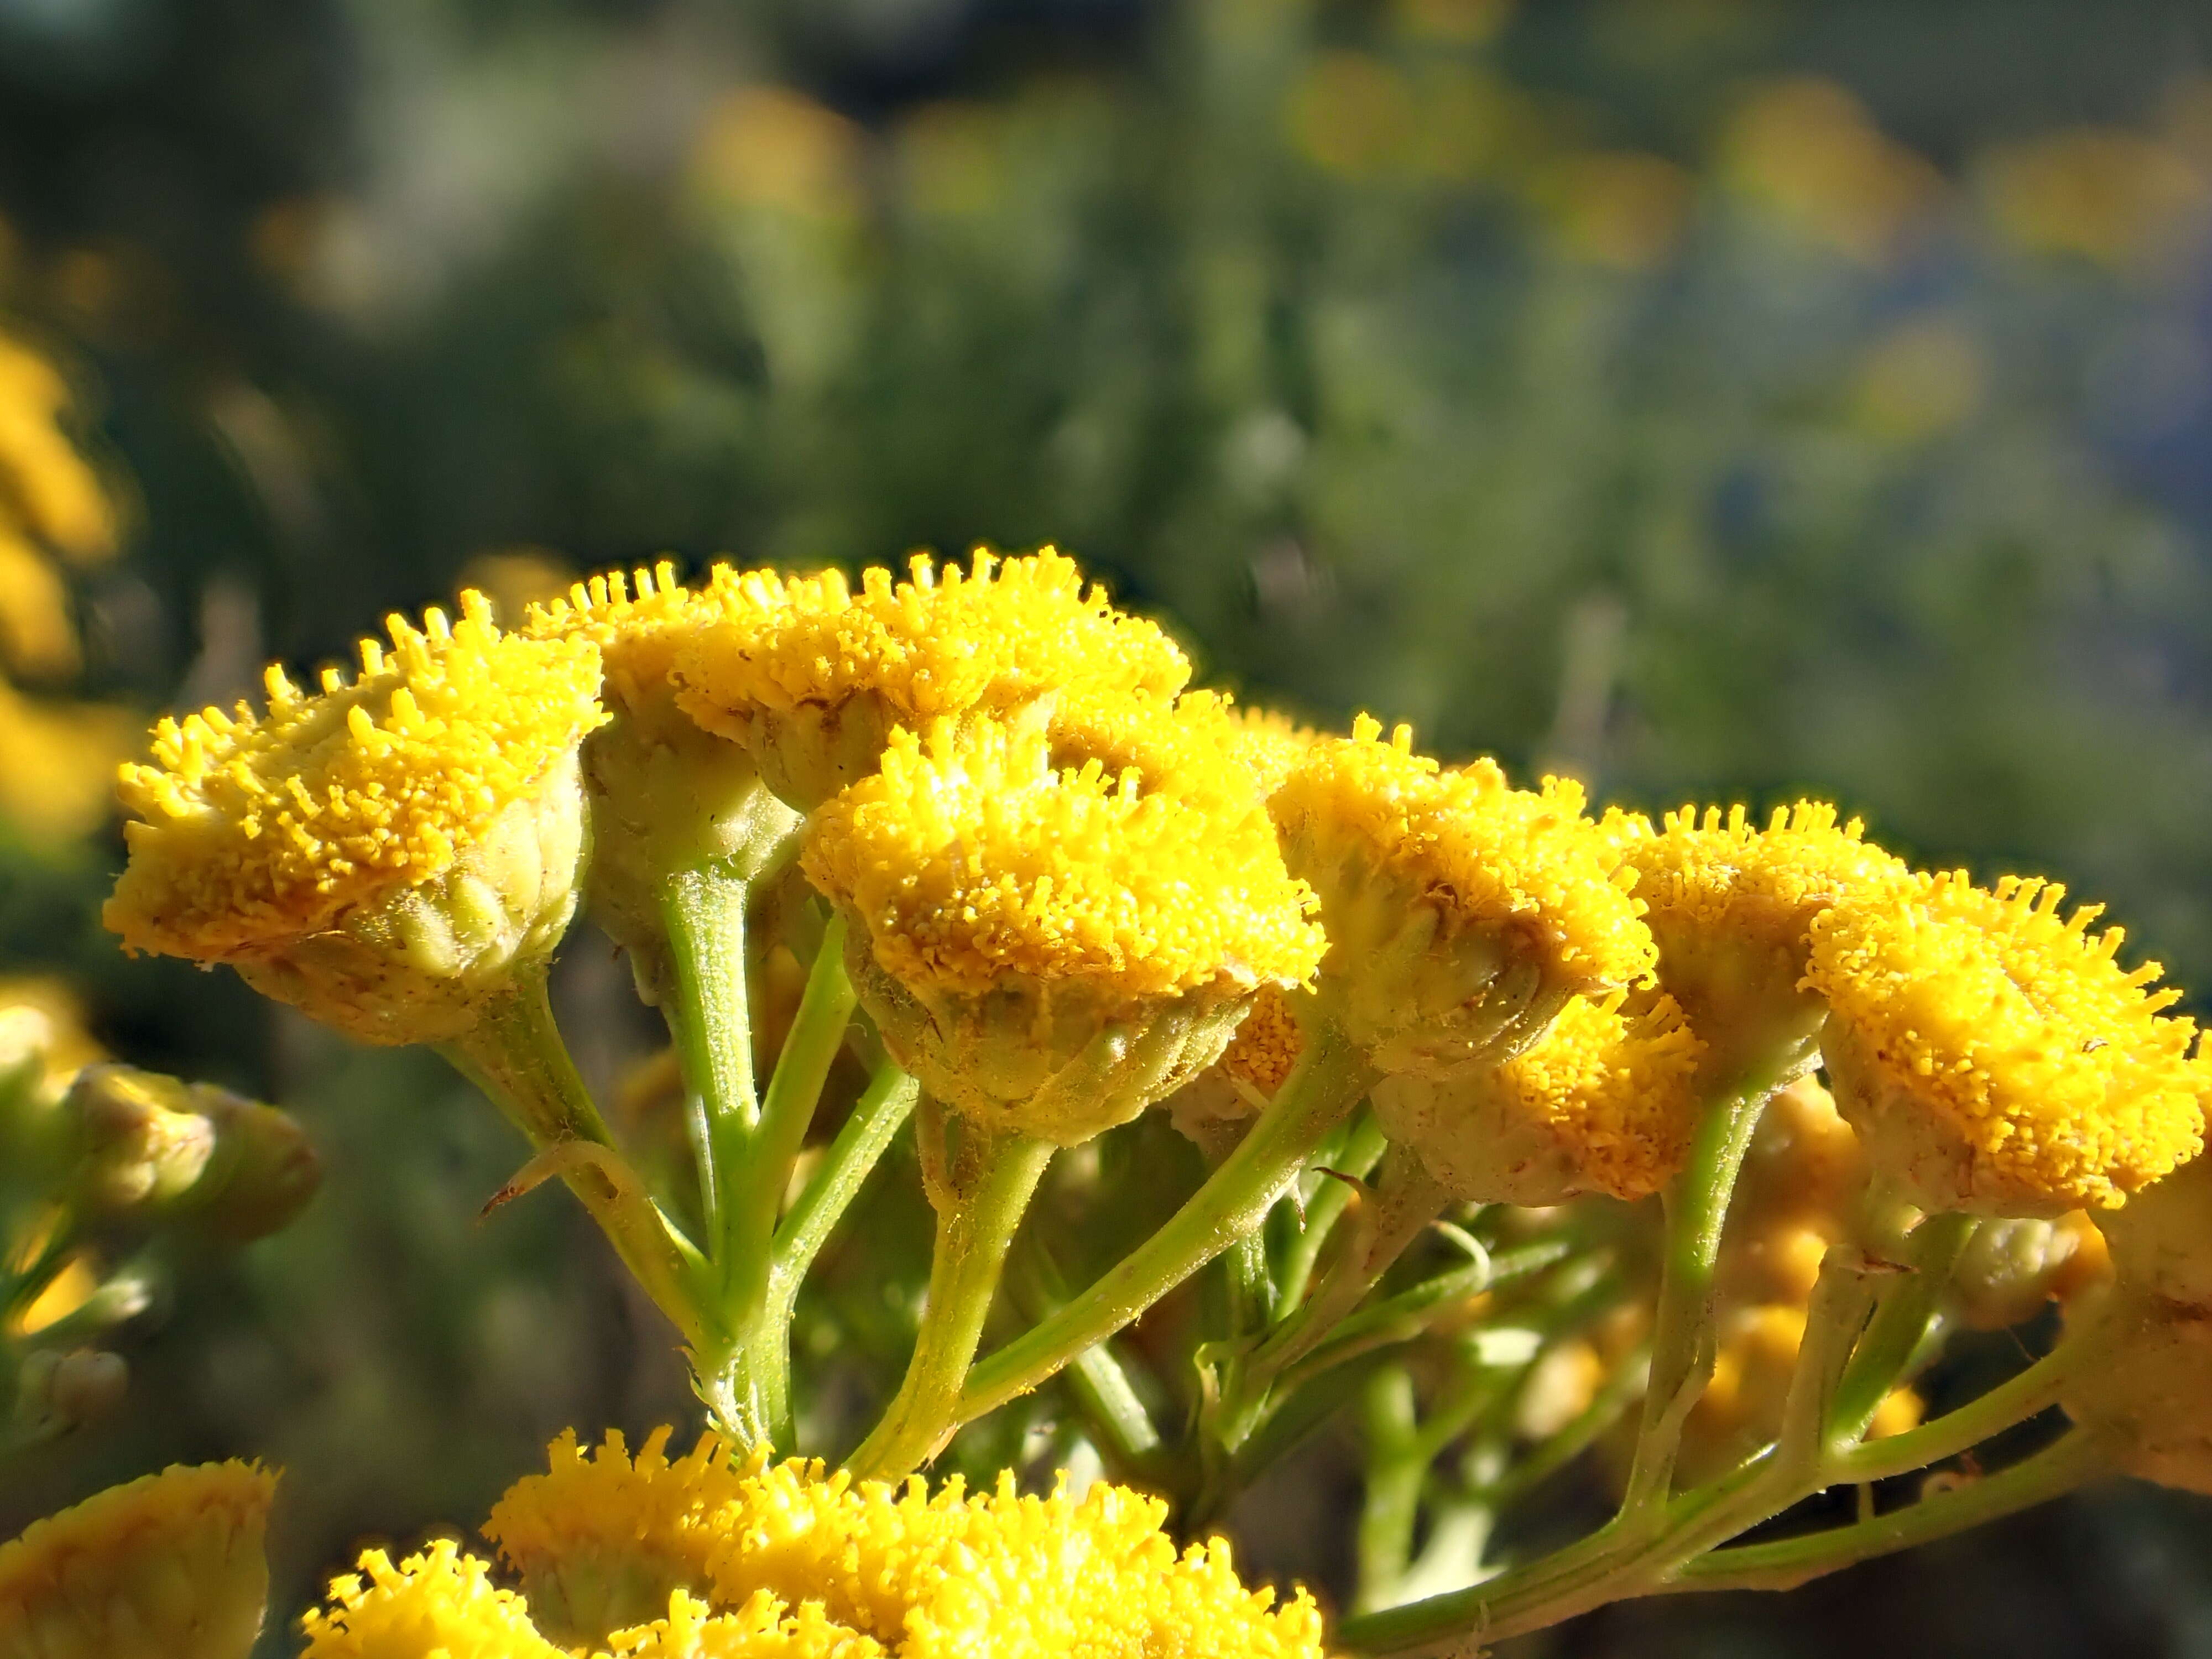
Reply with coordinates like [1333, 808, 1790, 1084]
[803, 716, 1325, 1142]
[105, 593, 606, 1042]
[1270, 716, 1655, 1078]
[1376, 989, 1705, 1204]
[672, 550, 1192, 810]
[0, 1460, 275, 1659]
[1807, 872, 2211, 1214]
[1607, 801, 1909, 1076]
[303, 1433, 1330, 1658]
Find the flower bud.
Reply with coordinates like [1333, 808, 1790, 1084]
[12, 1347, 128, 1436]
[1945, 1212, 2107, 1332]
[56, 1066, 317, 1241]
[0, 1460, 275, 1659]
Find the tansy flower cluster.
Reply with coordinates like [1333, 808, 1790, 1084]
[298, 1431, 1328, 1659]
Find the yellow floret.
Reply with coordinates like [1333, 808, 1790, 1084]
[0, 1460, 275, 1659]
[482, 1427, 754, 1646]
[1611, 801, 1911, 1077]
[1807, 871, 2210, 1214]
[1270, 716, 1655, 1077]
[300, 1539, 565, 1659]
[671, 549, 1192, 808]
[1376, 989, 1706, 1204]
[1223, 983, 1306, 1096]
[107, 591, 606, 962]
[804, 717, 1324, 1140]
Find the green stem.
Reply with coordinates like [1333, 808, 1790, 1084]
[1282, 1239, 1572, 1389]
[1668, 1427, 2111, 1594]
[770, 1058, 920, 1303]
[1830, 1323, 2095, 1485]
[1278, 1109, 1389, 1311]
[957, 1022, 1380, 1428]
[661, 869, 759, 1249]
[449, 975, 708, 1345]
[1355, 1367, 1426, 1613]
[1828, 1210, 1979, 1441]
[848, 1120, 1056, 1478]
[1619, 1074, 1777, 1515]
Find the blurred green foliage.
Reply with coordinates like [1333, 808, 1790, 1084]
[8, 0, 2212, 1652]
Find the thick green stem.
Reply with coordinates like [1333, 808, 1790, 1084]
[1828, 1210, 1979, 1441]
[661, 869, 759, 1249]
[1619, 1074, 1777, 1515]
[1356, 1367, 1426, 1614]
[450, 975, 707, 1345]
[1668, 1427, 2111, 1594]
[849, 1121, 1056, 1478]
[958, 1022, 1380, 1427]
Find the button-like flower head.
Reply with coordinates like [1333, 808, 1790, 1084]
[0, 1460, 275, 1659]
[1610, 801, 1910, 1079]
[482, 1427, 753, 1646]
[526, 564, 799, 990]
[671, 550, 1191, 811]
[1375, 989, 1705, 1204]
[105, 593, 607, 1044]
[1806, 872, 2210, 1215]
[1270, 716, 1656, 1078]
[300, 1539, 567, 1659]
[801, 713, 1324, 1144]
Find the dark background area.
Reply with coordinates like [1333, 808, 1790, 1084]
[7, 0, 2212, 1651]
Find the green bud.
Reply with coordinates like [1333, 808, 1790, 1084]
[59, 1066, 319, 1242]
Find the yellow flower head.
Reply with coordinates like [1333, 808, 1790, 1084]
[105, 593, 606, 1044]
[1231, 703, 1325, 796]
[482, 1427, 752, 1646]
[1806, 872, 2211, 1215]
[300, 1539, 565, 1659]
[1611, 801, 1910, 1077]
[671, 549, 1192, 810]
[1270, 716, 1656, 1078]
[0, 1460, 275, 1659]
[802, 716, 1324, 1143]
[1376, 989, 1705, 1204]
[527, 564, 800, 985]
[694, 1458, 1328, 1658]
